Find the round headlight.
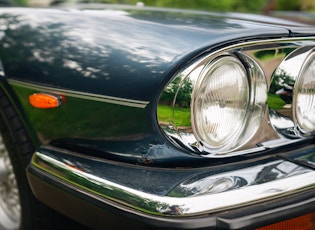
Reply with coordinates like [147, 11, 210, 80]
[191, 55, 266, 153]
[294, 52, 315, 134]
[192, 56, 249, 152]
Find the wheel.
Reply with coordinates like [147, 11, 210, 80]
[0, 85, 53, 230]
[0, 134, 20, 230]
[0, 87, 89, 230]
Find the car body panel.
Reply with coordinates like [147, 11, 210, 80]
[0, 4, 314, 230]
[0, 7, 293, 102]
[0, 6, 304, 164]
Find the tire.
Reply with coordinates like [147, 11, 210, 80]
[0, 87, 88, 230]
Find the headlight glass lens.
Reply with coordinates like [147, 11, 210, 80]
[295, 53, 315, 133]
[192, 56, 249, 152]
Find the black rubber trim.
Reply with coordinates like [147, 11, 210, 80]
[216, 189, 315, 229]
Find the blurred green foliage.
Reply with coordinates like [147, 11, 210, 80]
[16, 0, 27, 4]
[158, 105, 191, 127]
[10, 0, 315, 12]
[136, 0, 266, 12]
[1, 0, 27, 5]
[89, 0, 315, 12]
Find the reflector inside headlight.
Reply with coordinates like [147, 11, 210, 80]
[294, 52, 315, 134]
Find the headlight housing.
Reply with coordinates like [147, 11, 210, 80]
[191, 55, 266, 154]
[157, 39, 315, 157]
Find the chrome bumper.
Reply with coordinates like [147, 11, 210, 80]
[27, 144, 315, 228]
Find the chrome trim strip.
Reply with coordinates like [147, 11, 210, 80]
[31, 147, 315, 217]
[8, 79, 149, 109]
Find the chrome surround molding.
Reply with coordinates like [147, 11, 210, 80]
[157, 37, 315, 157]
[30, 145, 315, 217]
[8, 79, 149, 109]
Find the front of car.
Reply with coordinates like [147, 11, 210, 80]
[0, 3, 314, 230]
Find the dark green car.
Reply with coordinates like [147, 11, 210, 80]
[0, 2, 314, 230]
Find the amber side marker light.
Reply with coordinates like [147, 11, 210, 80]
[256, 212, 315, 230]
[29, 93, 65, 109]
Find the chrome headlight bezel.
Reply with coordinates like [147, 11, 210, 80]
[190, 54, 267, 154]
[157, 38, 315, 158]
[293, 51, 315, 135]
